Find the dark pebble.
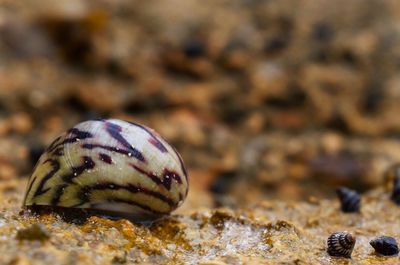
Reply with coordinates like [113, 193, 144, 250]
[209, 170, 237, 195]
[264, 36, 289, 54]
[184, 39, 206, 58]
[312, 22, 334, 42]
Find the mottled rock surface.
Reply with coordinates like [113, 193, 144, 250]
[0, 179, 399, 264]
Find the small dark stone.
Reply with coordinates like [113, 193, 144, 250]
[362, 84, 384, 114]
[336, 187, 360, 213]
[16, 223, 50, 242]
[264, 36, 289, 54]
[65, 95, 89, 113]
[312, 22, 334, 42]
[370, 236, 399, 256]
[340, 49, 358, 65]
[105, 59, 134, 81]
[325, 113, 351, 134]
[209, 171, 237, 195]
[183, 39, 206, 58]
[263, 88, 306, 109]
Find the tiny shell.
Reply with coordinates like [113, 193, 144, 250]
[391, 176, 400, 205]
[23, 119, 189, 222]
[336, 187, 360, 213]
[327, 232, 356, 258]
[370, 236, 399, 256]
[383, 163, 400, 192]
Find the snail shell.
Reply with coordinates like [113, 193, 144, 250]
[327, 232, 356, 258]
[336, 187, 360, 213]
[23, 119, 189, 222]
[391, 175, 400, 205]
[384, 164, 400, 205]
[383, 163, 400, 192]
[370, 236, 399, 256]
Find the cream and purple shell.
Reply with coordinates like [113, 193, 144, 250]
[23, 119, 188, 221]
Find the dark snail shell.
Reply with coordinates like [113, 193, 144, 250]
[327, 232, 356, 258]
[370, 236, 399, 256]
[336, 187, 360, 213]
[384, 164, 400, 205]
[391, 176, 400, 205]
[23, 119, 189, 222]
[383, 163, 400, 192]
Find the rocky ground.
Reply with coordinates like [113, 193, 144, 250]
[1, 178, 400, 264]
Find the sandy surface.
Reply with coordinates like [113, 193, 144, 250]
[0, 178, 398, 264]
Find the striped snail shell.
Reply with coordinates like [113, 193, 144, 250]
[23, 119, 189, 222]
[336, 187, 360, 213]
[327, 232, 356, 258]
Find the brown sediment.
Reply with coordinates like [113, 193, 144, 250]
[0, 179, 398, 264]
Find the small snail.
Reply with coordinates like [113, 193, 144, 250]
[327, 232, 356, 258]
[336, 187, 360, 213]
[370, 236, 399, 256]
[23, 119, 189, 222]
[383, 164, 400, 192]
[391, 175, 400, 205]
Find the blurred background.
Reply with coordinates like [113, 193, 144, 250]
[1, 0, 400, 209]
